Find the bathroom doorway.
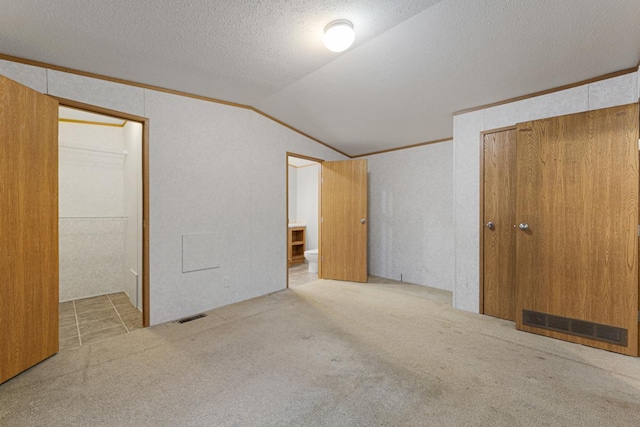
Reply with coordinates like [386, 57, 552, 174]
[57, 104, 147, 350]
[286, 153, 323, 287]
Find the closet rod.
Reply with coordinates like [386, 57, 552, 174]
[59, 216, 128, 220]
[58, 144, 127, 156]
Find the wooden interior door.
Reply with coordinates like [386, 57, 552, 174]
[482, 129, 517, 321]
[321, 159, 368, 282]
[0, 75, 59, 383]
[515, 104, 639, 356]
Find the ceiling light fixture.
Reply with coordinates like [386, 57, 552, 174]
[323, 20, 355, 52]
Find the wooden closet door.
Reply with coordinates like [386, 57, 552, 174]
[515, 104, 639, 356]
[0, 75, 59, 383]
[482, 129, 517, 321]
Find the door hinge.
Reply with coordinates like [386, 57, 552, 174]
[321, 217, 323, 223]
[637, 225, 640, 236]
[638, 139, 640, 150]
[638, 310, 640, 322]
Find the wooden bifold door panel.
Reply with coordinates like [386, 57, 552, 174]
[515, 104, 639, 356]
[482, 129, 517, 321]
[1, 75, 59, 383]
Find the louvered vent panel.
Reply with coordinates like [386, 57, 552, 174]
[596, 325, 624, 343]
[547, 315, 570, 332]
[522, 310, 627, 346]
[522, 310, 545, 327]
[571, 321, 594, 336]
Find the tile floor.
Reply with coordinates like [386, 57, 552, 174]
[59, 292, 142, 350]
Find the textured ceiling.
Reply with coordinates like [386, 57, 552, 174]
[1, 0, 639, 156]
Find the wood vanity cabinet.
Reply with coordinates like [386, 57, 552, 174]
[288, 226, 306, 266]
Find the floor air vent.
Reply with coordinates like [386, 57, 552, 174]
[177, 313, 207, 324]
[522, 310, 627, 346]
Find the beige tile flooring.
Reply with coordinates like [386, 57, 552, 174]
[59, 292, 142, 350]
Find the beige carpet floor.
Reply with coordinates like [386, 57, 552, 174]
[1, 279, 639, 426]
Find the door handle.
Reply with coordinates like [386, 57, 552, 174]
[518, 223, 529, 230]
[486, 221, 495, 230]
[360, 218, 367, 225]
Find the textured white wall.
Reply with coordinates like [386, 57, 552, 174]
[123, 121, 143, 309]
[145, 89, 346, 323]
[58, 123, 125, 217]
[58, 122, 126, 301]
[59, 120, 125, 150]
[7, 56, 633, 320]
[288, 165, 297, 222]
[48, 69, 145, 117]
[365, 141, 454, 291]
[296, 164, 319, 250]
[1, 60, 347, 324]
[453, 70, 639, 313]
[0, 59, 46, 92]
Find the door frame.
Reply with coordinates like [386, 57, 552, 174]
[479, 125, 516, 315]
[286, 152, 324, 287]
[53, 97, 151, 327]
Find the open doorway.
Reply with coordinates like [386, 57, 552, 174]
[287, 154, 323, 287]
[57, 106, 145, 349]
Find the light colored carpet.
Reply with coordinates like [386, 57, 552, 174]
[288, 262, 318, 287]
[1, 279, 639, 426]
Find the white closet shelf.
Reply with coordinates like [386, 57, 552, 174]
[59, 216, 129, 220]
[58, 143, 127, 156]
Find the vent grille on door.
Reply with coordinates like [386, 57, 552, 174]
[522, 310, 627, 346]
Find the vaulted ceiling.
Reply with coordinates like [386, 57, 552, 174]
[1, 0, 639, 156]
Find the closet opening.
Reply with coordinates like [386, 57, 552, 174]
[286, 153, 323, 288]
[57, 103, 148, 350]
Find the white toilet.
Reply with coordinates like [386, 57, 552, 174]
[304, 249, 319, 274]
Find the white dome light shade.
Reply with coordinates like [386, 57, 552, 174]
[323, 20, 355, 52]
